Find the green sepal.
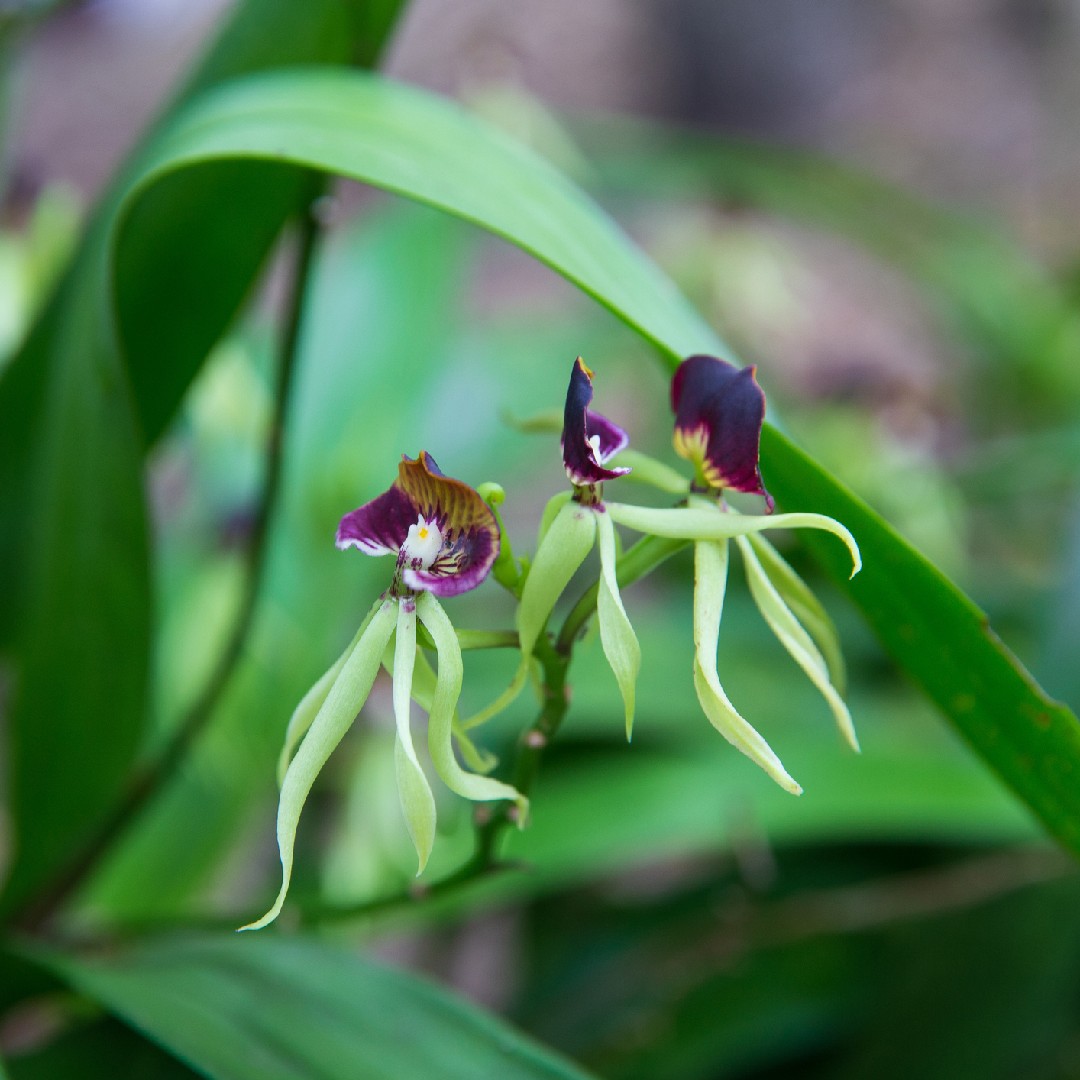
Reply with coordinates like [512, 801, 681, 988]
[277, 599, 383, 786]
[519, 501, 599, 658]
[737, 535, 859, 751]
[240, 600, 397, 930]
[693, 539, 802, 795]
[536, 490, 574, 549]
[382, 636, 496, 775]
[392, 602, 437, 874]
[417, 593, 527, 820]
[595, 509, 641, 740]
[747, 532, 847, 695]
[607, 503, 861, 577]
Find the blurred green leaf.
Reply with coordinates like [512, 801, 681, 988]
[108, 69, 1080, 863]
[0, 2, 403, 919]
[7, 1017, 202, 1080]
[39, 935, 596, 1080]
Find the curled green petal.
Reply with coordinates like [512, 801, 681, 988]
[748, 532, 847, 694]
[611, 449, 691, 495]
[417, 593, 527, 819]
[240, 600, 397, 931]
[277, 600, 383, 786]
[737, 536, 859, 752]
[393, 601, 437, 874]
[595, 509, 641, 740]
[607, 503, 861, 577]
[693, 539, 802, 795]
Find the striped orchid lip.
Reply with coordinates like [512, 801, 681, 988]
[671, 354, 774, 509]
[335, 451, 499, 597]
[561, 357, 631, 491]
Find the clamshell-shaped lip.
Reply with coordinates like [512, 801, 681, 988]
[336, 451, 500, 597]
[671, 355, 773, 508]
[562, 357, 631, 487]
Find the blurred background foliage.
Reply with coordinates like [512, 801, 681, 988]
[1, 1, 1080, 1078]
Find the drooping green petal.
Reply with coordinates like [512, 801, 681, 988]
[519, 502, 599, 658]
[595, 509, 641, 740]
[693, 539, 802, 795]
[277, 599, 383, 786]
[392, 602, 437, 874]
[382, 635, 496, 774]
[536, 490, 573, 549]
[611, 449, 692, 495]
[737, 535, 860, 752]
[417, 592, 527, 817]
[463, 500, 596, 730]
[607, 503, 861, 577]
[747, 532, 847, 694]
[240, 600, 397, 931]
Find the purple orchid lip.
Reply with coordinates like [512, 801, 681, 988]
[671, 355, 773, 509]
[336, 451, 500, 597]
[561, 357, 631, 488]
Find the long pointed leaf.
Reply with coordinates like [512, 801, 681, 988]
[107, 69, 1080, 857]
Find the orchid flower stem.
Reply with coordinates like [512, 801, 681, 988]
[557, 533, 688, 652]
[14, 200, 324, 932]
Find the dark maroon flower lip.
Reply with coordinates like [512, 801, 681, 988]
[671, 355, 773, 509]
[336, 451, 500, 597]
[561, 357, 631, 488]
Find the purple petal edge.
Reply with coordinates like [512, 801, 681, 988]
[336, 485, 417, 555]
[562, 357, 631, 486]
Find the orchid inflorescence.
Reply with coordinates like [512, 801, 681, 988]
[243, 354, 861, 929]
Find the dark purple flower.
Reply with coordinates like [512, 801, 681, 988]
[561, 357, 631, 490]
[671, 355, 773, 509]
[336, 451, 499, 597]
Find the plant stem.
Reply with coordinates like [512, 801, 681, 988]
[14, 203, 323, 932]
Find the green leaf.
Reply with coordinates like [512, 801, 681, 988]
[38, 935, 596, 1080]
[0, 1, 404, 920]
[107, 68, 1080, 865]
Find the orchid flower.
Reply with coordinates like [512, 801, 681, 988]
[467, 358, 641, 738]
[605, 355, 862, 794]
[242, 452, 524, 931]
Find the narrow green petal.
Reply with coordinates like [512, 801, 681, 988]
[607, 504, 861, 577]
[693, 540, 802, 795]
[462, 500, 595, 730]
[737, 535, 860, 752]
[536, 489, 573, 548]
[277, 599, 382, 786]
[748, 532, 847, 694]
[595, 509, 641, 740]
[518, 502, 598, 658]
[393, 602, 437, 874]
[240, 600, 397, 931]
[611, 449, 692, 495]
[417, 593, 527, 818]
[383, 634, 496, 773]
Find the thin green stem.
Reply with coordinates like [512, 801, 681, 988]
[14, 203, 323, 932]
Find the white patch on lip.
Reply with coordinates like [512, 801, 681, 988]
[588, 433, 603, 461]
[402, 515, 444, 569]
